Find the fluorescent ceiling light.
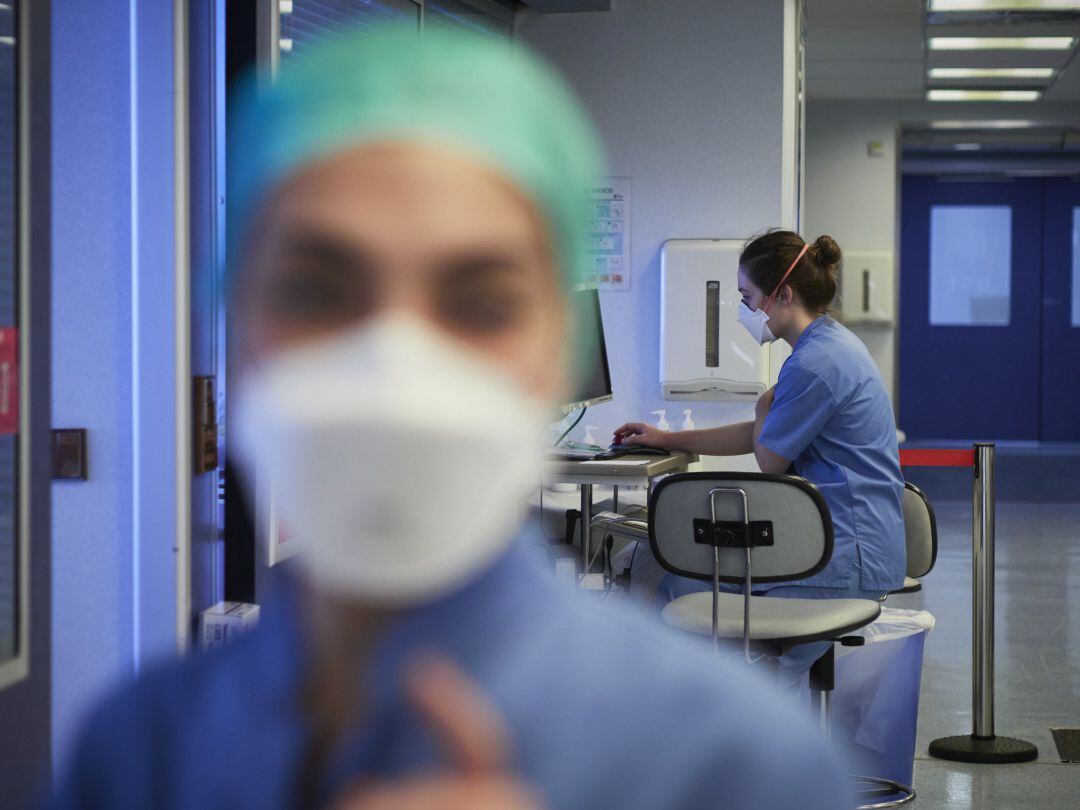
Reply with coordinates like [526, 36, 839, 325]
[953, 143, 983, 150]
[927, 89, 1042, 100]
[929, 36, 1076, 49]
[929, 119, 1041, 128]
[930, 1, 1080, 10]
[929, 67, 1055, 79]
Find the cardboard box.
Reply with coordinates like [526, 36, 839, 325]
[200, 601, 260, 650]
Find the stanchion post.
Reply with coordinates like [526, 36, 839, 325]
[928, 442, 1038, 764]
[973, 442, 995, 739]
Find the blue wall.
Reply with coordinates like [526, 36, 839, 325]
[50, 0, 135, 772]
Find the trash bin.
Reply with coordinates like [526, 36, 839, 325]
[833, 608, 935, 791]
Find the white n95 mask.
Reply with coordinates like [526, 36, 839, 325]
[233, 314, 548, 606]
[737, 301, 778, 345]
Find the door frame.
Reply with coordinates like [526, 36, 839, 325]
[0, 0, 53, 798]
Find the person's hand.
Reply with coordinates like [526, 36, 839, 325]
[755, 387, 776, 420]
[613, 422, 670, 449]
[333, 655, 543, 810]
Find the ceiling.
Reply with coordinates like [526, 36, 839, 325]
[805, 0, 1080, 102]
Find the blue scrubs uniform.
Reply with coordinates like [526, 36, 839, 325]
[50, 541, 851, 810]
[757, 315, 905, 593]
[662, 316, 906, 682]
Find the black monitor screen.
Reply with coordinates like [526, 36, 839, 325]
[566, 289, 613, 409]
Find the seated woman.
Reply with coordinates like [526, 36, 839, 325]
[615, 231, 906, 685]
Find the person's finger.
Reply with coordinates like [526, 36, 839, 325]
[614, 423, 645, 437]
[339, 775, 543, 810]
[404, 655, 511, 774]
[344, 777, 542, 810]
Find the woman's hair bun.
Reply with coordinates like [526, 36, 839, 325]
[812, 235, 842, 271]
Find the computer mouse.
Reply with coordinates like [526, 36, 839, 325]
[594, 443, 669, 459]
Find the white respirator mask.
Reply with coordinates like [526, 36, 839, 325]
[737, 301, 778, 345]
[233, 314, 548, 606]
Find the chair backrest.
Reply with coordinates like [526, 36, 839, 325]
[648, 472, 833, 584]
[902, 482, 938, 579]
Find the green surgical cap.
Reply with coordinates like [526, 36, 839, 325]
[227, 25, 604, 293]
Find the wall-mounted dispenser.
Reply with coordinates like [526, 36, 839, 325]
[660, 239, 769, 401]
[840, 251, 894, 326]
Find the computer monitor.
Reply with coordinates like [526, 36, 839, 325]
[562, 288, 613, 412]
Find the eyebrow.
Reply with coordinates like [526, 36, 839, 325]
[274, 230, 368, 268]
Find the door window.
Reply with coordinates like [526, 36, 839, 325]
[929, 205, 1011, 326]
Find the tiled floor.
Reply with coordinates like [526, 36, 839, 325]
[888, 445, 1080, 808]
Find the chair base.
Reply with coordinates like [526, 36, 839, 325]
[929, 734, 1038, 764]
[851, 775, 915, 809]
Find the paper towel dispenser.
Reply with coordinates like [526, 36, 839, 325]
[660, 239, 769, 401]
[840, 251, 894, 326]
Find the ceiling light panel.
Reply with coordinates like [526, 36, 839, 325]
[929, 67, 1055, 78]
[928, 119, 1042, 127]
[929, 1, 1080, 10]
[929, 36, 1076, 49]
[927, 88, 1043, 100]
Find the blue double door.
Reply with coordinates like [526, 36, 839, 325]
[900, 176, 1080, 442]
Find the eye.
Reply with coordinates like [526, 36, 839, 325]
[438, 286, 528, 333]
[260, 264, 373, 325]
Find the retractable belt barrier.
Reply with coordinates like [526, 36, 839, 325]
[899, 443, 1038, 764]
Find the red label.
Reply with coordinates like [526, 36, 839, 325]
[0, 328, 17, 436]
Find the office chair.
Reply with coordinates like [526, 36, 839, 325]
[596, 472, 913, 809]
[891, 483, 938, 595]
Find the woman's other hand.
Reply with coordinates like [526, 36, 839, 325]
[334, 655, 543, 810]
[612, 422, 670, 449]
[755, 387, 776, 420]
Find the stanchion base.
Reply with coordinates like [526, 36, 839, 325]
[929, 734, 1038, 764]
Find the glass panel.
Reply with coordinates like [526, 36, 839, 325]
[280, 0, 419, 59]
[0, 0, 17, 666]
[1072, 207, 1080, 327]
[929, 205, 1012, 326]
[427, 0, 512, 38]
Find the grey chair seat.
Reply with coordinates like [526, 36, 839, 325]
[893, 575, 922, 594]
[661, 591, 881, 647]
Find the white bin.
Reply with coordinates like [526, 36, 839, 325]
[833, 608, 935, 790]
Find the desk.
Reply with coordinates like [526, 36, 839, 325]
[541, 451, 698, 572]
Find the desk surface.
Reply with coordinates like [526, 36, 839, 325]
[541, 451, 698, 480]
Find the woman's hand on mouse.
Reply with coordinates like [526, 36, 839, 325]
[613, 422, 670, 449]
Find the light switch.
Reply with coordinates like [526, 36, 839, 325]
[52, 429, 87, 481]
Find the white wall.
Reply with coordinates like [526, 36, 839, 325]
[518, 0, 796, 457]
[802, 98, 1080, 418]
[803, 101, 900, 406]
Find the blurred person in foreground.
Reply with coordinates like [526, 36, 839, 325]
[50, 27, 852, 810]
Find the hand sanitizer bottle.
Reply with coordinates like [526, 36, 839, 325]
[651, 410, 670, 431]
[583, 425, 599, 446]
[681, 409, 695, 431]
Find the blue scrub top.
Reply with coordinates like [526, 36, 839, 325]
[50, 541, 851, 809]
[758, 315, 906, 591]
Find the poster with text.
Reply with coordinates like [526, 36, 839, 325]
[587, 178, 630, 291]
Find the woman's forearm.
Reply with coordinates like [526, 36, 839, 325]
[663, 421, 756, 456]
